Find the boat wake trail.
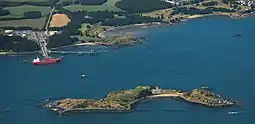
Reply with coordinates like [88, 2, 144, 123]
[163, 109, 190, 112]
[134, 109, 190, 113]
[228, 111, 244, 115]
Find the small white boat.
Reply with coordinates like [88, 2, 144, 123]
[228, 111, 243, 115]
[81, 74, 88, 78]
[52, 108, 58, 111]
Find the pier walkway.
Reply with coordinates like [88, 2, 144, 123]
[48, 50, 107, 55]
[34, 32, 49, 58]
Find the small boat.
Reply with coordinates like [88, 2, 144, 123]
[41, 98, 51, 102]
[228, 111, 243, 115]
[52, 108, 58, 111]
[232, 34, 243, 37]
[81, 74, 88, 78]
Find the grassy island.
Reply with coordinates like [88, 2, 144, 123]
[43, 86, 238, 115]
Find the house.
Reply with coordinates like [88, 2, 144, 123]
[237, 0, 254, 6]
[162, 0, 192, 5]
[4, 30, 13, 34]
[151, 86, 162, 94]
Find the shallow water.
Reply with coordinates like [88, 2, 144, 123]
[1, 16, 255, 124]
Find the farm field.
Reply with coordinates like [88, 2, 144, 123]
[0, 5, 51, 19]
[49, 13, 71, 27]
[0, 17, 47, 29]
[63, 0, 122, 12]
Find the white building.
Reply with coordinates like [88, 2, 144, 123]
[152, 86, 162, 94]
[4, 30, 13, 34]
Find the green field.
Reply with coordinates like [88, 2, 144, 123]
[0, 5, 51, 19]
[63, 0, 122, 12]
[0, 17, 47, 29]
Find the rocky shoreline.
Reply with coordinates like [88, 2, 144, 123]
[97, 12, 254, 43]
[43, 86, 238, 115]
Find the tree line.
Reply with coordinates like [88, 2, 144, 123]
[171, 7, 236, 15]
[0, 9, 10, 16]
[47, 33, 78, 48]
[115, 0, 173, 13]
[0, 35, 39, 52]
[0, 0, 60, 7]
[68, 10, 162, 26]
[0, 11, 42, 20]
[201, 1, 218, 6]
[77, 0, 107, 5]
[102, 14, 161, 26]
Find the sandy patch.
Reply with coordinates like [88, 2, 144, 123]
[148, 93, 183, 98]
[50, 14, 71, 27]
[187, 14, 205, 19]
[76, 42, 97, 46]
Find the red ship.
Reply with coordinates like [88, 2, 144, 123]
[32, 56, 62, 65]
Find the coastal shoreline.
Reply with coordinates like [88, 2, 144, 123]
[0, 51, 38, 56]
[99, 22, 165, 38]
[99, 12, 254, 39]
[1, 12, 254, 56]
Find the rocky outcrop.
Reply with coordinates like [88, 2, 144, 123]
[181, 88, 238, 107]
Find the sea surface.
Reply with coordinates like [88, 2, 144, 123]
[1, 16, 255, 124]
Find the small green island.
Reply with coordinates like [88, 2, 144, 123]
[43, 86, 238, 114]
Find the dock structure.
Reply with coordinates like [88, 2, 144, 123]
[34, 32, 49, 58]
[49, 49, 107, 56]
[33, 31, 106, 57]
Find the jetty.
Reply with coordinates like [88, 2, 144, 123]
[0, 49, 107, 56]
[48, 49, 107, 56]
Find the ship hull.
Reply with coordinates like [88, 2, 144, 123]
[33, 58, 62, 65]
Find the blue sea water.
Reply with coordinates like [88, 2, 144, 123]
[1, 16, 255, 124]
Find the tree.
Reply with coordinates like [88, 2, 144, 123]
[0, 35, 39, 52]
[79, 0, 107, 5]
[232, 4, 238, 9]
[115, 0, 173, 13]
[48, 34, 78, 48]
[202, 1, 218, 6]
[251, 4, 255, 10]
[160, 14, 164, 19]
[23, 11, 41, 19]
[222, 0, 229, 4]
[0, 10, 10, 16]
[86, 25, 91, 29]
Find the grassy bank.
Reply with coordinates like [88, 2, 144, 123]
[143, 0, 252, 22]
[0, 5, 51, 19]
[63, 0, 122, 12]
[0, 17, 47, 29]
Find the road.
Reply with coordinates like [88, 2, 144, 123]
[45, 7, 55, 32]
